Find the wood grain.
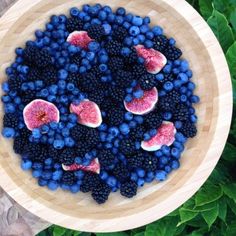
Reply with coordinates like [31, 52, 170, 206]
[0, 0, 232, 233]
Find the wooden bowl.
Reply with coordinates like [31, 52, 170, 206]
[0, 0, 232, 232]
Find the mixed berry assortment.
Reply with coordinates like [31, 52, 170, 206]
[1, 4, 199, 204]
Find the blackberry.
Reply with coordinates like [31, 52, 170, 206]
[119, 138, 137, 155]
[112, 163, 130, 183]
[88, 89, 105, 105]
[91, 181, 111, 204]
[21, 90, 37, 104]
[164, 45, 182, 61]
[153, 35, 168, 52]
[67, 73, 80, 86]
[3, 113, 19, 129]
[35, 49, 53, 68]
[98, 150, 116, 167]
[80, 73, 99, 92]
[27, 68, 41, 81]
[66, 17, 84, 32]
[37, 148, 49, 162]
[100, 99, 114, 113]
[90, 66, 103, 78]
[106, 107, 124, 126]
[23, 45, 38, 65]
[142, 155, 158, 171]
[158, 90, 180, 112]
[23, 143, 42, 161]
[108, 57, 124, 72]
[105, 40, 122, 56]
[80, 172, 101, 193]
[19, 128, 31, 140]
[41, 66, 57, 86]
[60, 148, 75, 165]
[159, 73, 175, 86]
[71, 54, 81, 65]
[113, 70, 133, 88]
[13, 137, 27, 154]
[70, 124, 88, 141]
[48, 146, 61, 162]
[75, 142, 92, 157]
[180, 121, 197, 138]
[129, 125, 145, 141]
[120, 181, 137, 198]
[84, 129, 100, 148]
[124, 49, 138, 65]
[144, 112, 163, 129]
[108, 86, 125, 103]
[139, 74, 156, 90]
[61, 172, 76, 186]
[112, 26, 128, 42]
[87, 24, 105, 41]
[132, 64, 146, 77]
[173, 104, 189, 121]
[8, 77, 22, 92]
[127, 153, 144, 169]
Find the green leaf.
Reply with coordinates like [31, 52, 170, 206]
[226, 221, 236, 236]
[53, 226, 67, 236]
[178, 208, 198, 226]
[213, 0, 234, 19]
[195, 183, 223, 206]
[145, 217, 178, 236]
[193, 201, 217, 212]
[221, 183, 236, 201]
[222, 142, 236, 162]
[227, 198, 236, 215]
[218, 197, 228, 222]
[230, 9, 236, 32]
[201, 202, 219, 228]
[133, 233, 145, 236]
[97, 233, 129, 236]
[186, 227, 209, 236]
[226, 42, 236, 77]
[207, 10, 234, 52]
[199, 0, 213, 19]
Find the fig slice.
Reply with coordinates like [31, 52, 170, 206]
[23, 99, 59, 131]
[135, 45, 167, 74]
[141, 121, 176, 151]
[62, 158, 100, 174]
[124, 87, 158, 115]
[70, 100, 102, 128]
[66, 31, 93, 49]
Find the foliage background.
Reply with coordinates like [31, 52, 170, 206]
[38, 0, 236, 235]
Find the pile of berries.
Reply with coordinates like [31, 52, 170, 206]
[1, 4, 199, 204]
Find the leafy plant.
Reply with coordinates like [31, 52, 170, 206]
[38, 1, 236, 235]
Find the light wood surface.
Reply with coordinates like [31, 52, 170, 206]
[0, 0, 232, 233]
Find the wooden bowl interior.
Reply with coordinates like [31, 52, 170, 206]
[0, 0, 231, 232]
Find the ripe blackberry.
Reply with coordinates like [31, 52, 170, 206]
[23, 143, 42, 161]
[88, 89, 105, 105]
[142, 155, 158, 171]
[75, 141, 92, 157]
[173, 104, 189, 121]
[87, 24, 105, 41]
[119, 138, 137, 155]
[100, 99, 114, 113]
[19, 128, 31, 140]
[8, 77, 22, 92]
[48, 146, 61, 162]
[108, 86, 125, 103]
[139, 74, 156, 90]
[112, 163, 130, 183]
[37, 148, 49, 162]
[129, 125, 145, 141]
[80, 172, 101, 193]
[80, 73, 99, 92]
[106, 107, 124, 126]
[84, 129, 100, 148]
[35, 49, 53, 68]
[124, 49, 138, 65]
[180, 121, 197, 138]
[113, 70, 134, 88]
[70, 124, 88, 141]
[27, 68, 41, 81]
[91, 181, 111, 204]
[160, 73, 175, 85]
[13, 137, 27, 154]
[41, 66, 57, 86]
[153, 35, 168, 52]
[3, 113, 19, 129]
[164, 45, 182, 61]
[158, 90, 180, 112]
[23, 45, 38, 65]
[61, 172, 76, 186]
[66, 17, 84, 32]
[71, 54, 81, 65]
[67, 73, 80, 86]
[108, 57, 124, 72]
[120, 181, 137, 198]
[98, 150, 116, 167]
[105, 40, 122, 56]
[90, 66, 103, 78]
[127, 153, 144, 169]
[132, 64, 146, 77]
[21, 90, 37, 104]
[144, 112, 163, 129]
[60, 148, 75, 165]
[112, 26, 128, 42]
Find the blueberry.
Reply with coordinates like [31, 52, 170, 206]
[163, 81, 174, 91]
[119, 123, 130, 135]
[163, 112, 172, 120]
[161, 145, 170, 155]
[143, 133, 151, 141]
[152, 26, 163, 36]
[171, 148, 180, 158]
[121, 47, 131, 56]
[38, 178, 48, 187]
[154, 150, 162, 157]
[136, 168, 145, 178]
[5, 103, 15, 113]
[123, 22, 131, 29]
[131, 172, 138, 182]
[21, 160, 32, 170]
[129, 26, 140, 36]
[108, 127, 120, 137]
[134, 115, 143, 124]
[190, 95, 200, 103]
[2, 127, 15, 138]
[137, 178, 145, 187]
[149, 129, 157, 137]
[70, 184, 80, 193]
[75, 170, 84, 179]
[32, 128, 41, 139]
[32, 170, 42, 178]
[58, 69, 68, 80]
[100, 170, 108, 180]
[146, 31, 154, 39]
[107, 13, 116, 23]
[48, 180, 59, 191]
[133, 89, 144, 99]
[53, 139, 65, 149]
[180, 60, 189, 72]
[107, 176, 117, 187]
[155, 170, 167, 181]
[70, 7, 80, 17]
[169, 38, 176, 46]
[68, 64, 78, 73]
[174, 121, 183, 129]
[1, 82, 10, 93]
[177, 73, 188, 84]
[144, 40, 153, 48]
[190, 114, 198, 123]
[99, 64, 108, 72]
[140, 25, 149, 34]
[171, 160, 180, 169]
[116, 7, 126, 16]
[125, 94, 133, 102]
[124, 112, 133, 121]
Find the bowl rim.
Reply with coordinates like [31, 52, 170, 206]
[0, 0, 232, 232]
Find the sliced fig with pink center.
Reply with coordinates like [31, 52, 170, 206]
[23, 99, 59, 131]
[62, 158, 100, 174]
[66, 31, 93, 49]
[124, 87, 158, 115]
[135, 45, 167, 74]
[141, 121, 176, 151]
[70, 100, 102, 128]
